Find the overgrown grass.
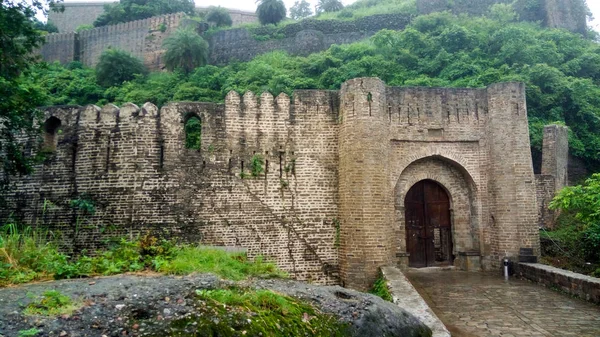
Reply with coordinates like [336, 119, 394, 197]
[0, 223, 65, 285]
[0, 224, 286, 287]
[158, 246, 286, 280]
[370, 272, 393, 302]
[23, 290, 80, 316]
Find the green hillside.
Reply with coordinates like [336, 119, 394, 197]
[26, 9, 600, 172]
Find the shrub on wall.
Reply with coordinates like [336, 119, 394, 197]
[205, 6, 233, 27]
[256, 0, 287, 25]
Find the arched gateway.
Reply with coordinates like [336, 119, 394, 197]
[405, 180, 453, 267]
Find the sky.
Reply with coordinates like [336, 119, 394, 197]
[49, 0, 600, 31]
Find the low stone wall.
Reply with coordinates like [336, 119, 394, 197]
[380, 266, 451, 337]
[516, 263, 600, 305]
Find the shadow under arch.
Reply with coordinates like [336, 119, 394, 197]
[393, 155, 482, 269]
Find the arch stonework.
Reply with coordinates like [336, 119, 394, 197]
[393, 156, 482, 270]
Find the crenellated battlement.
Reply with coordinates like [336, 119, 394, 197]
[2, 78, 552, 289]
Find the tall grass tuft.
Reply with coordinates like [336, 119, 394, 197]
[158, 246, 287, 280]
[1, 224, 286, 287]
[0, 223, 66, 286]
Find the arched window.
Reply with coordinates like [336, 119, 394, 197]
[184, 115, 201, 150]
[43, 117, 62, 152]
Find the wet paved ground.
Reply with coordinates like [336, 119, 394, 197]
[406, 269, 600, 337]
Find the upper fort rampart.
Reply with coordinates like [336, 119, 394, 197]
[39, 0, 588, 70]
[48, 2, 258, 33]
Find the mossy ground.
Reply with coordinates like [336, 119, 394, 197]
[142, 287, 350, 337]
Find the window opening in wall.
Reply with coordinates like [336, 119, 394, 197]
[42, 116, 62, 152]
[367, 92, 372, 116]
[184, 115, 201, 150]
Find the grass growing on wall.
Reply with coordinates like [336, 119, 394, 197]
[0, 224, 285, 287]
[370, 271, 393, 302]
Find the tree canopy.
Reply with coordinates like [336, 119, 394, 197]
[93, 0, 195, 27]
[0, 0, 63, 187]
[163, 28, 209, 73]
[205, 6, 232, 27]
[290, 0, 312, 20]
[316, 0, 344, 13]
[256, 0, 287, 25]
[95, 49, 147, 87]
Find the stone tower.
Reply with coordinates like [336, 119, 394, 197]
[338, 78, 394, 290]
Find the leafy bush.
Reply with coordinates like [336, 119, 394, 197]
[95, 49, 147, 87]
[205, 6, 232, 27]
[550, 173, 600, 264]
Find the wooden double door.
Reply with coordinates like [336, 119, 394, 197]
[405, 180, 453, 267]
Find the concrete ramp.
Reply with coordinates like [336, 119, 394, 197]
[381, 266, 451, 337]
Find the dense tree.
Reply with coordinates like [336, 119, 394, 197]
[290, 0, 312, 20]
[33, 18, 58, 33]
[163, 28, 209, 73]
[93, 0, 195, 27]
[256, 0, 286, 25]
[95, 49, 147, 87]
[0, 0, 64, 187]
[316, 0, 344, 13]
[205, 6, 232, 27]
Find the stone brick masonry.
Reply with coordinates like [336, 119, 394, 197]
[1, 78, 565, 290]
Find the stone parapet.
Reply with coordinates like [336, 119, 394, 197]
[516, 263, 600, 305]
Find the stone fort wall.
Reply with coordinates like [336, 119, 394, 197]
[2, 78, 563, 289]
[40, 13, 186, 71]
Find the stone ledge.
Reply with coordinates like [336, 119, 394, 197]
[516, 263, 600, 305]
[381, 266, 451, 337]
